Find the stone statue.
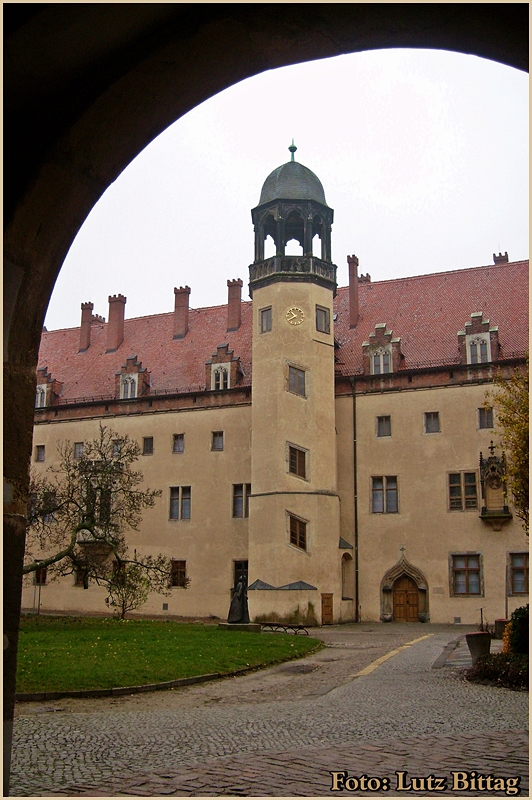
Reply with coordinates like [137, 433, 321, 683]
[227, 578, 250, 624]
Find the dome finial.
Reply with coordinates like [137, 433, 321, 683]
[288, 139, 297, 162]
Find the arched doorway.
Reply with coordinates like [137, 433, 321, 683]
[393, 575, 419, 622]
[380, 554, 429, 623]
[4, 6, 527, 792]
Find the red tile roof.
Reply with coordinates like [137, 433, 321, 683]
[38, 260, 528, 402]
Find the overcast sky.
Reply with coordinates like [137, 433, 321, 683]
[44, 48, 528, 331]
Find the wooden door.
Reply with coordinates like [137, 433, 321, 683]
[321, 593, 333, 625]
[393, 575, 418, 622]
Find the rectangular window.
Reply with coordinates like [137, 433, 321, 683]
[173, 433, 185, 453]
[377, 415, 391, 437]
[424, 412, 440, 433]
[212, 431, 224, 451]
[448, 472, 478, 510]
[35, 445, 45, 462]
[288, 365, 306, 397]
[372, 476, 398, 513]
[234, 560, 248, 589]
[478, 407, 494, 429]
[372, 350, 391, 375]
[316, 305, 330, 334]
[34, 566, 47, 586]
[74, 565, 88, 587]
[74, 442, 84, 459]
[289, 446, 306, 479]
[289, 515, 307, 551]
[260, 306, 272, 333]
[470, 340, 489, 364]
[452, 554, 481, 595]
[233, 484, 251, 518]
[170, 559, 187, 588]
[142, 436, 154, 455]
[510, 553, 529, 594]
[169, 486, 191, 520]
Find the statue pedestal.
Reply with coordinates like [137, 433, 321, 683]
[218, 622, 261, 633]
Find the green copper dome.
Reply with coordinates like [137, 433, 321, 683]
[258, 160, 328, 206]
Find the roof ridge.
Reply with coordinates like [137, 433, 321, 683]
[338, 259, 528, 289]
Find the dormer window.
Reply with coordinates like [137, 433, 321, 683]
[35, 386, 46, 408]
[371, 347, 392, 375]
[211, 364, 230, 391]
[468, 336, 490, 364]
[120, 375, 137, 399]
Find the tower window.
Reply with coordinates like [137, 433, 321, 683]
[316, 305, 330, 334]
[233, 484, 251, 518]
[288, 445, 307, 479]
[260, 307, 272, 333]
[288, 365, 306, 397]
[289, 514, 307, 551]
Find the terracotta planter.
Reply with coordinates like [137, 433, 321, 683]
[465, 631, 491, 666]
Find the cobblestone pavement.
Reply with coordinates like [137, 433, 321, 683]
[10, 625, 528, 797]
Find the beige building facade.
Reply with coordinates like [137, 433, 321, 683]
[23, 152, 528, 626]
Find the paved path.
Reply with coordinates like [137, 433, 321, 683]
[10, 625, 528, 797]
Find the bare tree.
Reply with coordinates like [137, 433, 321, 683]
[25, 425, 175, 615]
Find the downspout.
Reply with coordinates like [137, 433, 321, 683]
[349, 376, 360, 622]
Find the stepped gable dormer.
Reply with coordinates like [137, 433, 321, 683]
[35, 366, 63, 407]
[457, 312, 500, 365]
[114, 355, 150, 400]
[205, 344, 243, 390]
[248, 142, 337, 297]
[362, 323, 402, 375]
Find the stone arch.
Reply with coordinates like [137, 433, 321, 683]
[4, 6, 527, 790]
[380, 554, 429, 622]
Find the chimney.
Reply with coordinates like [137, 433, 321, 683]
[348, 255, 359, 328]
[173, 286, 191, 339]
[493, 251, 509, 265]
[79, 302, 94, 352]
[106, 294, 126, 353]
[227, 279, 243, 331]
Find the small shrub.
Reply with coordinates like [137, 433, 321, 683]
[508, 604, 528, 655]
[467, 652, 528, 690]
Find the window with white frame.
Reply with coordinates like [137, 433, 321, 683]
[466, 334, 491, 364]
[169, 486, 191, 520]
[211, 364, 230, 390]
[35, 385, 46, 408]
[370, 347, 392, 375]
[120, 375, 137, 399]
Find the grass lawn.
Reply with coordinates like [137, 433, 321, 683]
[16, 615, 322, 693]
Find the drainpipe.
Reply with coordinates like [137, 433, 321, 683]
[349, 376, 360, 622]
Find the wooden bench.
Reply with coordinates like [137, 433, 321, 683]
[260, 622, 309, 635]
